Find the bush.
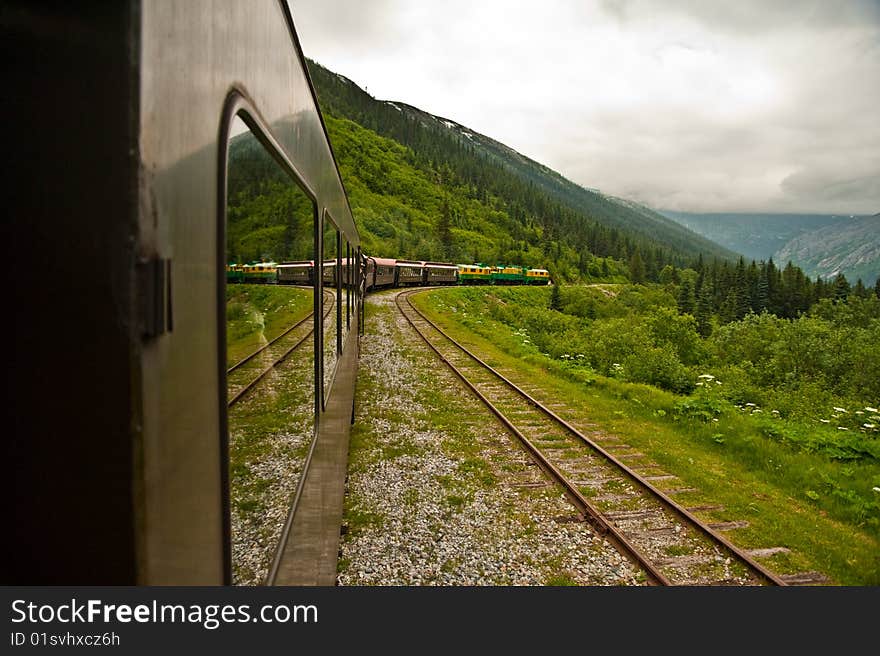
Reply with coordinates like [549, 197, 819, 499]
[624, 346, 695, 394]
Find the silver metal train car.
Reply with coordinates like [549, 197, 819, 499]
[5, 1, 359, 584]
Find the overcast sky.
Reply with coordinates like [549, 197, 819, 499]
[292, 0, 880, 215]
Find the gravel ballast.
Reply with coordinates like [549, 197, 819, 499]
[337, 291, 644, 586]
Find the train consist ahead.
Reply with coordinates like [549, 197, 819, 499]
[228, 258, 552, 288]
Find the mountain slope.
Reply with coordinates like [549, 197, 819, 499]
[658, 211, 849, 260]
[661, 211, 879, 284]
[307, 60, 738, 270]
[390, 101, 736, 260]
[775, 214, 880, 285]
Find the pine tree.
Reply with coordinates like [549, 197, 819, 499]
[746, 260, 760, 312]
[677, 278, 695, 315]
[756, 264, 770, 312]
[734, 257, 750, 319]
[550, 282, 562, 311]
[853, 278, 867, 298]
[765, 258, 779, 314]
[833, 273, 851, 301]
[628, 249, 646, 284]
[695, 280, 713, 337]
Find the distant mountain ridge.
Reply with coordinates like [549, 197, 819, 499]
[307, 60, 739, 268]
[776, 214, 880, 285]
[662, 211, 879, 284]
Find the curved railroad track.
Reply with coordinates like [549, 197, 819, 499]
[396, 288, 787, 586]
[227, 290, 335, 408]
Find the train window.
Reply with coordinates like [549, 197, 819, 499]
[322, 213, 340, 403]
[224, 113, 316, 585]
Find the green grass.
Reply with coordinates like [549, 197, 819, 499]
[545, 572, 579, 586]
[411, 287, 880, 585]
[226, 284, 312, 367]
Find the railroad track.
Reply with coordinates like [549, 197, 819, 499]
[227, 290, 335, 408]
[396, 288, 787, 586]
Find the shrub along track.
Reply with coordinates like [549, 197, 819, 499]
[398, 288, 792, 585]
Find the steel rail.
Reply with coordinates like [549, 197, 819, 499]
[227, 293, 335, 409]
[227, 289, 333, 374]
[395, 290, 670, 585]
[400, 288, 787, 586]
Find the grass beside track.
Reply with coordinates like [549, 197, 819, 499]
[412, 287, 880, 585]
[226, 284, 312, 368]
[226, 284, 316, 585]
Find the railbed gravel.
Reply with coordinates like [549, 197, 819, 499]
[230, 309, 331, 586]
[337, 291, 644, 586]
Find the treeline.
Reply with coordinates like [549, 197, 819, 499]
[664, 255, 880, 335]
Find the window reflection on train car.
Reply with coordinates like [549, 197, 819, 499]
[225, 113, 315, 583]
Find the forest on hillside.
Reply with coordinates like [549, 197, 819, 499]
[224, 61, 877, 331]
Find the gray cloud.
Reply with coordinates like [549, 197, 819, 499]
[601, 0, 880, 33]
[293, 0, 880, 214]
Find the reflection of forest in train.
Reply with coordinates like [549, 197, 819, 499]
[227, 128, 314, 263]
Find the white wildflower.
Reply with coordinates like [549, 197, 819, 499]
[837, 427, 848, 431]
[865, 406, 879, 413]
[833, 406, 847, 413]
[864, 423, 876, 429]
[698, 374, 715, 380]
[819, 419, 830, 424]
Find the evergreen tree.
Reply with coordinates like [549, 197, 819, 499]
[628, 249, 646, 284]
[833, 273, 851, 301]
[734, 257, 750, 319]
[720, 289, 741, 324]
[695, 280, 713, 337]
[746, 260, 760, 312]
[550, 281, 562, 311]
[765, 258, 779, 314]
[813, 275, 827, 303]
[677, 277, 695, 315]
[853, 278, 868, 298]
[756, 264, 770, 312]
[875, 277, 880, 299]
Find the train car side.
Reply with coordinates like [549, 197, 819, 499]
[423, 261, 458, 285]
[6, 0, 360, 585]
[277, 260, 314, 285]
